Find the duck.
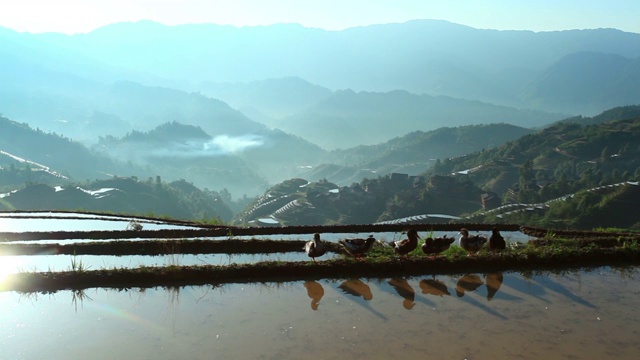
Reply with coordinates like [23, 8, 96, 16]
[421, 234, 455, 256]
[389, 229, 419, 257]
[339, 235, 376, 259]
[489, 227, 506, 254]
[303, 233, 326, 263]
[459, 228, 487, 255]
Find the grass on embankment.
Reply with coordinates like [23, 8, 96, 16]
[2, 237, 640, 293]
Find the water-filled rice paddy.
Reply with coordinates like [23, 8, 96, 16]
[1, 267, 639, 359]
[1, 211, 639, 359]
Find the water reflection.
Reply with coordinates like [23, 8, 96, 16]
[304, 281, 324, 310]
[387, 278, 416, 310]
[484, 273, 504, 301]
[338, 278, 373, 300]
[71, 289, 93, 313]
[3, 267, 640, 359]
[419, 277, 451, 297]
[455, 274, 484, 297]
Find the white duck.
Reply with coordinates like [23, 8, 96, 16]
[459, 228, 487, 255]
[303, 233, 326, 263]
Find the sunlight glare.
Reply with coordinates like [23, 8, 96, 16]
[0, 257, 28, 287]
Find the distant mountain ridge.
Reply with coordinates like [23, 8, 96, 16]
[272, 89, 559, 149]
[238, 106, 640, 227]
[522, 52, 640, 114]
[2, 20, 640, 201]
[18, 19, 640, 114]
[429, 106, 640, 197]
[294, 123, 534, 185]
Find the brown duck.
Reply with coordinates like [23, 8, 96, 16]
[389, 229, 419, 257]
[422, 234, 455, 255]
[489, 227, 506, 254]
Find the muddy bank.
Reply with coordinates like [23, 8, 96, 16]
[0, 239, 346, 256]
[3, 246, 640, 293]
[520, 225, 640, 239]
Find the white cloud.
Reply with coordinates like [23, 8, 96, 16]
[207, 134, 264, 154]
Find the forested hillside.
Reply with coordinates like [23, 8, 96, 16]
[236, 107, 640, 229]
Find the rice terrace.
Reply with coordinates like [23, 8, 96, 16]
[2, 2, 640, 358]
[3, 211, 640, 359]
[2, 211, 640, 292]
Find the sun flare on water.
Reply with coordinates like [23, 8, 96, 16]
[0, 257, 26, 287]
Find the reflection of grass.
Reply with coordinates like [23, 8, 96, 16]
[71, 289, 93, 313]
[3, 226, 640, 293]
[3, 239, 640, 294]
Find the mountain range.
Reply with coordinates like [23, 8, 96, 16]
[235, 106, 640, 228]
[7, 19, 637, 113]
[1, 19, 639, 201]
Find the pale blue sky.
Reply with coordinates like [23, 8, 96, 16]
[0, 0, 638, 34]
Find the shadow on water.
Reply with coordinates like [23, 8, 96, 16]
[483, 275, 523, 302]
[381, 277, 436, 309]
[500, 273, 551, 303]
[453, 273, 509, 320]
[337, 278, 388, 320]
[531, 274, 597, 309]
[387, 277, 417, 310]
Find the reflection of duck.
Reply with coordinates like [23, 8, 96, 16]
[303, 233, 327, 263]
[338, 278, 373, 300]
[459, 228, 487, 255]
[422, 235, 455, 256]
[388, 278, 416, 310]
[484, 273, 504, 301]
[419, 278, 451, 297]
[339, 235, 376, 259]
[489, 227, 506, 254]
[455, 274, 484, 297]
[304, 281, 325, 310]
[389, 229, 419, 257]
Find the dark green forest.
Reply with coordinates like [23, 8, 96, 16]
[3, 106, 640, 229]
[235, 106, 640, 229]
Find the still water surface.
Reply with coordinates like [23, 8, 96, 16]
[1, 266, 639, 359]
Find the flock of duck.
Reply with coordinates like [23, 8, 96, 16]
[304, 227, 507, 262]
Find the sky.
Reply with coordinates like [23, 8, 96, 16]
[0, 0, 638, 34]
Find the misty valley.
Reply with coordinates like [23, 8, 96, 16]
[1, 20, 639, 229]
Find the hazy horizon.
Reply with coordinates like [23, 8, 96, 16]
[1, 0, 639, 35]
